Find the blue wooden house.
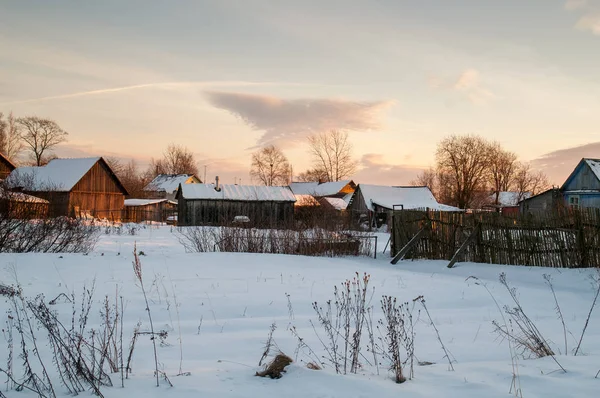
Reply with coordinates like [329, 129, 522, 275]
[561, 158, 600, 210]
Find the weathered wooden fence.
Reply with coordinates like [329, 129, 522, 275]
[391, 208, 600, 268]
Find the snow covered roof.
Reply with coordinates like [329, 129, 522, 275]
[124, 198, 176, 207]
[180, 183, 296, 202]
[289, 180, 352, 196]
[490, 191, 531, 207]
[357, 184, 460, 211]
[144, 174, 199, 193]
[0, 187, 49, 204]
[6, 157, 101, 192]
[584, 158, 600, 181]
[323, 197, 348, 210]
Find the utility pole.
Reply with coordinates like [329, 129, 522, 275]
[203, 165, 207, 183]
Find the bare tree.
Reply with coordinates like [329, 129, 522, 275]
[435, 135, 492, 209]
[250, 145, 291, 186]
[513, 163, 550, 200]
[145, 144, 199, 180]
[105, 157, 125, 176]
[308, 130, 357, 182]
[163, 144, 199, 175]
[410, 168, 437, 192]
[0, 112, 23, 161]
[115, 159, 148, 198]
[17, 116, 68, 166]
[0, 113, 6, 154]
[296, 167, 329, 183]
[488, 143, 519, 205]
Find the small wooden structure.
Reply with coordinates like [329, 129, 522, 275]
[176, 182, 296, 227]
[347, 184, 459, 228]
[0, 153, 15, 180]
[0, 188, 49, 219]
[6, 157, 128, 219]
[144, 174, 201, 200]
[123, 198, 177, 223]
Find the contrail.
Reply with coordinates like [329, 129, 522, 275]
[0, 80, 298, 106]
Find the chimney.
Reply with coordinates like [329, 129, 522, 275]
[215, 175, 220, 191]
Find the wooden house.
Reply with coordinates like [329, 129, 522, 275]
[123, 198, 177, 223]
[347, 184, 460, 228]
[0, 152, 15, 180]
[6, 157, 128, 219]
[560, 158, 600, 210]
[520, 158, 600, 214]
[144, 174, 201, 201]
[176, 180, 296, 227]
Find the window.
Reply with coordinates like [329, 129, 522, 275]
[569, 196, 580, 210]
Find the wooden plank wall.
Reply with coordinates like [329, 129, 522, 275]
[180, 199, 294, 227]
[391, 208, 600, 268]
[69, 161, 125, 219]
[124, 202, 177, 223]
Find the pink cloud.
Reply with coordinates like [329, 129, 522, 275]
[204, 91, 394, 148]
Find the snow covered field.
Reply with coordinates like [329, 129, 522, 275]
[1, 225, 599, 397]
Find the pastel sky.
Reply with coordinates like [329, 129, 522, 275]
[1, 0, 599, 185]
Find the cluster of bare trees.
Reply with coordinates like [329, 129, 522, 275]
[106, 144, 199, 197]
[413, 135, 550, 209]
[250, 129, 358, 186]
[0, 112, 68, 166]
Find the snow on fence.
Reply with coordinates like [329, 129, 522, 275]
[391, 208, 600, 268]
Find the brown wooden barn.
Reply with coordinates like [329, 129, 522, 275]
[6, 157, 128, 219]
[123, 198, 177, 223]
[0, 152, 16, 180]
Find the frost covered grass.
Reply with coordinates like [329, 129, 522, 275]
[0, 225, 599, 397]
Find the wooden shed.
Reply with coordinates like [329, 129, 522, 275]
[176, 182, 296, 227]
[0, 152, 16, 180]
[347, 184, 460, 228]
[6, 157, 128, 219]
[123, 198, 177, 223]
[0, 188, 49, 219]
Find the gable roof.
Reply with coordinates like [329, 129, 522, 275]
[179, 183, 296, 202]
[561, 158, 600, 190]
[584, 158, 600, 181]
[289, 180, 353, 196]
[6, 157, 128, 194]
[144, 174, 200, 193]
[0, 152, 16, 171]
[356, 184, 460, 211]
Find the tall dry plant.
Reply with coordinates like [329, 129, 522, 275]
[132, 243, 160, 387]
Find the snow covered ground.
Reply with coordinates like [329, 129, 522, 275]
[1, 225, 599, 397]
